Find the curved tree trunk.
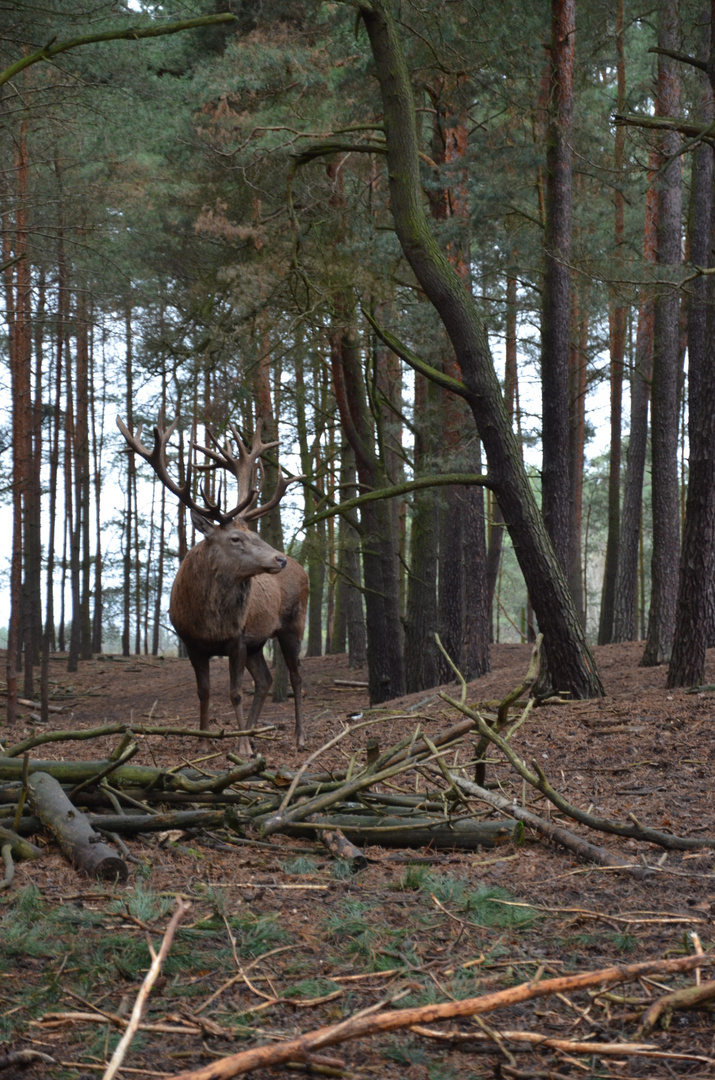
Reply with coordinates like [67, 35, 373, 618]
[360, 0, 603, 699]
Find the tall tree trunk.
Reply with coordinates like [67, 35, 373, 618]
[598, 0, 627, 644]
[41, 202, 66, 720]
[567, 297, 588, 625]
[642, 0, 683, 667]
[90, 318, 106, 655]
[427, 74, 489, 681]
[485, 270, 518, 632]
[667, 10, 715, 686]
[541, 0, 576, 571]
[667, 264, 715, 686]
[26, 268, 45, 682]
[613, 150, 658, 642]
[254, 336, 289, 697]
[66, 302, 81, 674]
[331, 317, 405, 702]
[76, 289, 92, 661]
[360, 0, 603, 699]
[3, 122, 31, 722]
[405, 370, 440, 691]
[295, 343, 326, 658]
[122, 304, 134, 658]
[151, 367, 167, 658]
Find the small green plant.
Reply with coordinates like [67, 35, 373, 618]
[465, 886, 536, 928]
[382, 1037, 428, 1065]
[110, 882, 173, 923]
[281, 856, 319, 875]
[227, 911, 289, 957]
[610, 931, 637, 953]
[398, 863, 432, 891]
[283, 977, 340, 999]
[330, 858, 353, 880]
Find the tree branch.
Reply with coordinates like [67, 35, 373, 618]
[361, 307, 472, 398]
[0, 14, 236, 88]
[648, 46, 708, 72]
[303, 473, 491, 527]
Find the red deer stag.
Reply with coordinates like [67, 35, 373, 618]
[117, 414, 308, 756]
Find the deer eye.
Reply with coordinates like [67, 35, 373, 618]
[230, 534, 242, 543]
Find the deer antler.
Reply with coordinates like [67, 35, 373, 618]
[118, 413, 304, 526]
[194, 416, 304, 523]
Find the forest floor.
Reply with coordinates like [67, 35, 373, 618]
[1, 641, 715, 1080]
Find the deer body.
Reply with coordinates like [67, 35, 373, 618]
[242, 553, 309, 748]
[117, 413, 307, 758]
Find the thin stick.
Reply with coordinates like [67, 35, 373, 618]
[101, 898, 190, 1080]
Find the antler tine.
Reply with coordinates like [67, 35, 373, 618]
[242, 471, 306, 523]
[116, 414, 218, 519]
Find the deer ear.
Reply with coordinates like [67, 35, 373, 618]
[191, 509, 215, 536]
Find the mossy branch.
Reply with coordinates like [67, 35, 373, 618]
[303, 473, 490, 527]
[0, 14, 236, 88]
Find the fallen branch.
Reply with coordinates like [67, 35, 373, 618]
[409, 1024, 713, 1063]
[0, 1049, 56, 1072]
[638, 978, 715, 1034]
[102, 897, 191, 1080]
[4, 724, 271, 759]
[441, 693, 715, 851]
[448, 773, 645, 875]
[167, 952, 710, 1080]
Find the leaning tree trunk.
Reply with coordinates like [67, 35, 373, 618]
[360, 0, 603, 699]
[642, 0, 683, 667]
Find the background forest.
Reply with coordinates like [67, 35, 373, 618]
[2, 0, 714, 718]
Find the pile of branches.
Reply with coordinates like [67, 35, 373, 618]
[1, 638, 714, 887]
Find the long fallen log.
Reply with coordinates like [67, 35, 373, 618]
[280, 814, 522, 850]
[27, 772, 127, 881]
[0, 756, 264, 792]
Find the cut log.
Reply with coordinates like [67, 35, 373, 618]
[27, 772, 128, 881]
[333, 679, 369, 688]
[312, 820, 369, 871]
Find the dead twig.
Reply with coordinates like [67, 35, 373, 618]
[101, 897, 190, 1080]
[409, 1024, 713, 1063]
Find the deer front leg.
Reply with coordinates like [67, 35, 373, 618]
[228, 638, 252, 757]
[187, 649, 213, 750]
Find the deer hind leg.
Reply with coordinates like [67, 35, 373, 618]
[246, 647, 272, 727]
[277, 631, 305, 750]
[228, 639, 252, 757]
